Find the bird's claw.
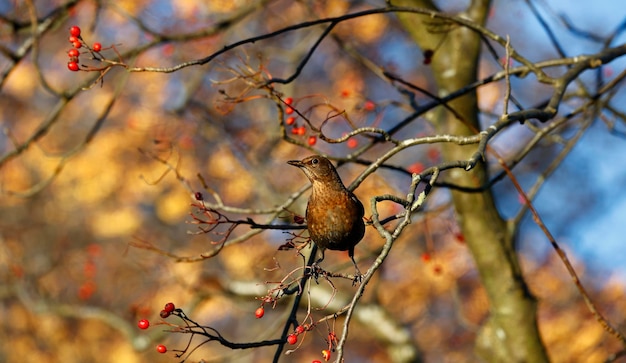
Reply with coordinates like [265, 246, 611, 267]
[308, 263, 326, 284]
[351, 270, 363, 286]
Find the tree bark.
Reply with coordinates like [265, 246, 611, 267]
[394, 0, 549, 361]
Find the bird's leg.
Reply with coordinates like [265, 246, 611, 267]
[309, 247, 326, 283]
[349, 248, 362, 284]
[315, 247, 325, 265]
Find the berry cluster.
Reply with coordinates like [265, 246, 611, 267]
[286, 324, 309, 346]
[282, 96, 364, 149]
[136, 302, 180, 355]
[160, 301, 176, 318]
[65, 25, 103, 72]
[283, 97, 314, 143]
[77, 243, 101, 300]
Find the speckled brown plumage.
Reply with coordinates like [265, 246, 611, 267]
[288, 155, 365, 273]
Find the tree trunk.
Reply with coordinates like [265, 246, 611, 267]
[395, 0, 549, 361]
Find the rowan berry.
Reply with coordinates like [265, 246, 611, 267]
[67, 61, 79, 72]
[68, 36, 78, 43]
[156, 344, 167, 353]
[454, 232, 465, 243]
[92, 42, 102, 52]
[347, 138, 358, 148]
[427, 147, 439, 162]
[285, 117, 296, 125]
[284, 97, 293, 105]
[69, 26, 81, 37]
[160, 310, 170, 318]
[77, 281, 95, 300]
[68, 48, 79, 58]
[255, 306, 264, 319]
[408, 162, 425, 174]
[433, 264, 443, 275]
[322, 349, 331, 361]
[295, 325, 305, 334]
[137, 319, 150, 329]
[163, 302, 175, 313]
[287, 334, 298, 345]
[307, 136, 317, 146]
[73, 41, 82, 49]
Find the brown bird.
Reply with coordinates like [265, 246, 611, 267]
[288, 155, 365, 276]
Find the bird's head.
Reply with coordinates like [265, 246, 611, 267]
[288, 155, 342, 185]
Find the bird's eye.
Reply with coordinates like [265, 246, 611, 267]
[311, 158, 319, 165]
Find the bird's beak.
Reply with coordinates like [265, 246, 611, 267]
[287, 160, 303, 168]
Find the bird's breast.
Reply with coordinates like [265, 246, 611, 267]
[305, 188, 365, 250]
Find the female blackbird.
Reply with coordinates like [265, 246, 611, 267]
[288, 155, 365, 274]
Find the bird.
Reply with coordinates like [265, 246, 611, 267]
[288, 155, 365, 277]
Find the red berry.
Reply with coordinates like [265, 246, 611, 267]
[313, 361, 322, 363]
[83, 260, 96, 278]
[67, 61, 79, 72]
[363, 100, 376, 112]
[77, 281, 95, 300]
[307, 136, 317, 146]
[159, 310, 170, 318]
[87, 243, 102, 257]
[69, 26, 81, 37]
[296, 126, 306, 136]
[73, 41, 82, 49]
[295, 325, 305, 334]
[156, 344, 167, 353]
[427, 147, 439, 162]
[68, 36, 78, 43]
[347, 138, 358, 149]
[287, 334, 298, 345]
[163, 302, 175, 313]
[284, 97, 293, 105]
[285, 106, 294, 115]
[408, 162, 425, 174]
[454, 232, 465, 243]
[68, 49, 79, 58]
[255, 306, 264, 319]
[433, 264, 443, 275]
[137, 319, 150, 329]
[285, 117, 296, 125]
[322, 349, 331, 361]
[92, 42, 102, 52]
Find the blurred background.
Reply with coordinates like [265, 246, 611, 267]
[0, 0, 625, 362]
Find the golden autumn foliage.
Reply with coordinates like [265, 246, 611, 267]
[0, 1, 625, 363]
